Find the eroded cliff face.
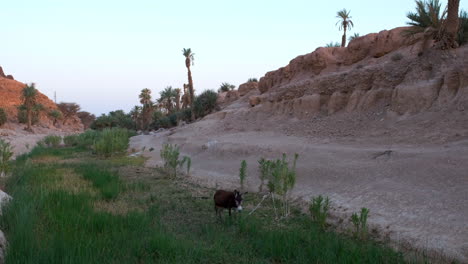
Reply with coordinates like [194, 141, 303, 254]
[246, 27, 468, 118]
[0, 69, 83, 131]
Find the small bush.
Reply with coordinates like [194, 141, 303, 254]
[63, 135, 79, 147]
[247, 78, 258, 83]
[94, 128, 131, 157]
[0, 108, 7, 126]
[160, 144, 191, 177]
[41, 135, 62, 148]
[391, 53, 403, 62]
[309, 195, 330, 230]
[0, 139, 13, 177]
[258, 158, 273, 192]
[193, 90, 218, 119]
[261, 153, 299, 218]
[351, 207, 370, 240]
[239, 160, 247, 191]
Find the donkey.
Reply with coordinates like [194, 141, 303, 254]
[214, 189, 246, 217]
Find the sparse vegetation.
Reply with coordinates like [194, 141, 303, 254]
[326, 42, 341, 47]
[239, 160, 247, 190]
[391, 53, 404, 61]
[160, 143, 191, 177]
[0, 108, 7, 126]
[1, 145, 408, 264]
[247, 78, 258, 83]
[0, 139, 13, 177]
[351, 207, 370, 240]
[349, 32, 360, 42]
[309, 195, 330, 230]
[260, 153, 299, 218]
[218, 82, 236, 93]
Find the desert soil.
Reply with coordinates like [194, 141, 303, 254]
[130, 109, 468, 263]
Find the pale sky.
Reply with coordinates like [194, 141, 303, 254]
[1, 0, 466, 115]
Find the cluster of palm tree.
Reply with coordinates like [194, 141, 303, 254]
[406, 0, 464, 50]
[331, 1, 464, 49]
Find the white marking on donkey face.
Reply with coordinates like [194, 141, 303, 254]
[237, 206, 243, 211]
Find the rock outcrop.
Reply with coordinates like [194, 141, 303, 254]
[252, 27, 468, 118]
[238, 81, 258, 97]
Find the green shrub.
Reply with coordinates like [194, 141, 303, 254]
[0, 139, 13, 177]
[94, 128, 131, 157]
[351, 208, 370, 240]
[160, 144, 191, 177]
[247, 78, 258, 83]
[258, 158, 273, 192]
[391, 53, 403, 61]
[309, 195, 330, 230]
[193, 90, 218, 119]
[0, 108, 7, 126]
[76, 130, 100, 148]
[40, 135, 62, 148]
[262, 153, 299, 218]
[63, 135, 79, 147]
[239, 160, 247, 191]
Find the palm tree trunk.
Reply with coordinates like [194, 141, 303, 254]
[341, 25, 347, 47]
[187, 66, 195, 120]
[26, 108, 32, 131]
[445, 0, 460, 48]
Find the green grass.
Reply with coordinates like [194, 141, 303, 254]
[0, 146, 412, 264]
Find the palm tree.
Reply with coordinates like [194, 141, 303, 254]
[139, 88, 153, 130]
[349, 33, 360, 42]
[129, 106, 141, 130]
[442, 0, 460, 48]
[182, 48, 195, 119]
[336, 9, 354, 47]
[218, 82, 236, 93]
[21, 83, 38, 131]
[406, 0, 444, 36]
[158, 86, 177, 113]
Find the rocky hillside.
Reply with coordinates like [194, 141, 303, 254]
[233, 27, 468, 120]
[0, 66, 83, 131]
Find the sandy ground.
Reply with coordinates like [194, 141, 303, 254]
[130, 111, 468, 263]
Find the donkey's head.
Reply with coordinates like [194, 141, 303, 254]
[233, 190, 246, 211]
